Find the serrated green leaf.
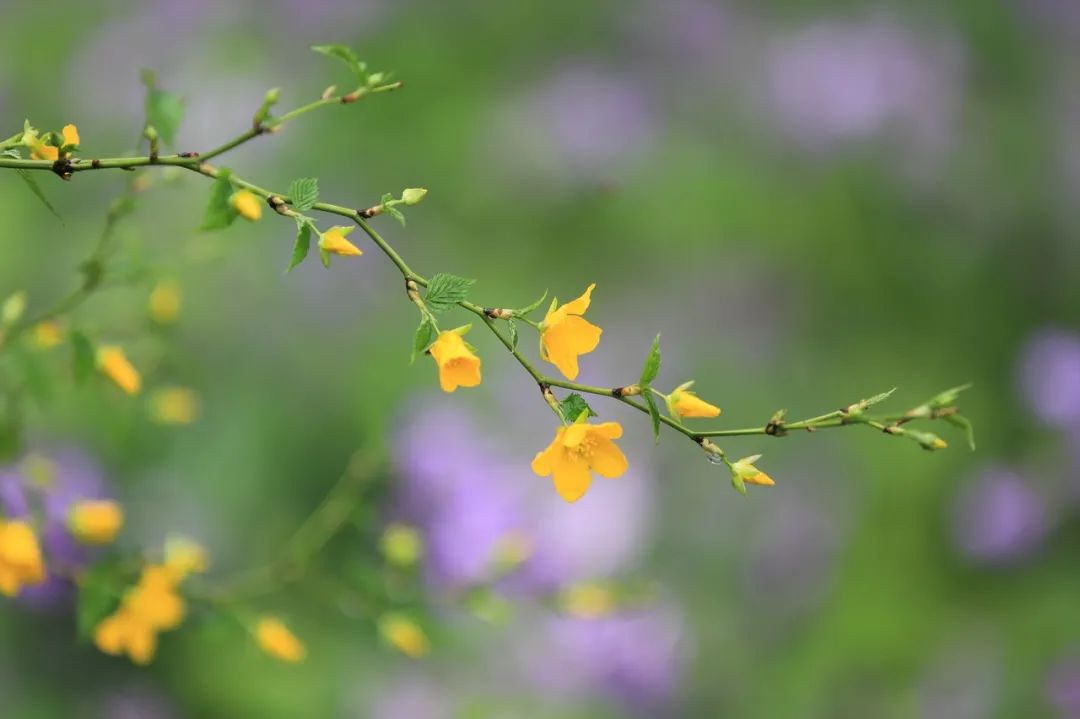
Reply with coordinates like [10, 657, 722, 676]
[143, 80, 184, 146]
[411, 317, 436, 363]
[200, 169, 236, 231]
[643, 390, 662, 442]
[76, 561, 125, 641]
[385, 204, 406, 227]
[425, 273, 476, 314]
[639, 334, 661, 388]
[286, 221, 312, 273]
[512, 290, 549, 318]
[15, 169, 63, 223]
[311, 44, 367, 81]
[70, 330, 95, 385]
[558, 393, 597, 423]
[861, 388, 897, 410]
[944, 413, 977, 451]
[507, 318, 519, 350]
[288, 178, 319, 212]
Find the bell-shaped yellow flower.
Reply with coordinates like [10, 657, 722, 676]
[531, 420, 628, 503]
[255, 617, 306, 663]
[97, 346, 141, 395]
[230, 190, 262, 221]
[67, 499, 124, 545]
[379, 613, 430, 658]
[319, 227, 363, 256]
[0, 520, 47, 597]
[666, 381, 721, 419]
[731, 454, 775, 488]
[539, 284, 602, 380]
[428, 329, 481, 392]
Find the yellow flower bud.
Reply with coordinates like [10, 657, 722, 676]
[731, 454, 775, 488]
[67, 499, 124, 545]
[148, 280, 182, 325]
[1, 291, 27, 325]
[379, 613, 430, 658]
[319, 227, 363, 257]
[254, 616, 306, 663]
[666, 381, 721, 419]
[163, 536, 209, 581]
[97, 346, 142, 396]
[230, 190, 263, 221]
[380, 523, 424, 568]
[560, 582, 616, 619]
[148, 387, 199, 425]
[31, 321, 62, 349]
[401, 188, 427, 205]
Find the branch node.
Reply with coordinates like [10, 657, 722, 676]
[267, 195, 296, 217]
[51, 158, 73, 180]
[484, 307, 512, 320]
[179, 151, 200, 159]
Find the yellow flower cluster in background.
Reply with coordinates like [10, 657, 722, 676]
[97, 346, 141, 395]
[254, 617, 306, 663]
[0, 520, 46, 596]
[67, 500, 124, 545]
[379, 613, 430, 658]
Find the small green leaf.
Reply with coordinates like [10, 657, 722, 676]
[861, 388, 897, 410]
[944, 413, 977, 451]
[15, 169, 63, 223]
[288, 178, 319, 212]
[385, 204, 406, 227]
[558, 393, 597, 423]
[200, 169, 237, 231]
[507, 318, 519, 350]
[311, 45, 367, 81]
[643, 390, 662, 442]
[76, 560, 125, 641]
[411, 317, 435, 363]
[512, 290, 549, 318]
[286, 220, 312, 273]
[425, 273, 476, 314]
[639, 334, 661, 388]
[142, 72, 184, 146]
[70, 330, 95, 385]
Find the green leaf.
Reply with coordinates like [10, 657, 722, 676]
[12, 164, 63, 223]
[411, 317, 436, 363]
[288, 177, 319, 212]
[286, 220, 312, 273]
[944, 413, 977, 451]
[643, 390, 662, 442]
[507, 318, 519, 350]
[558, 393, 597, 423]
[76, 561, 125, 641]
[638, 334, 661, 388]
[142, 74, 184, 146]
[311, 45, 367, 81]
[424, 273, 476, 314]
[200, 169, 237, 230]
[385, 204, 406, 227]
[512, 290, 548, 318]
[319, 246, 331, 269]
[861, 388, 897, 410]
[70, 330, 95, 385]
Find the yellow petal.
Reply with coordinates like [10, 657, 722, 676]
[551, 457, 592, 503]
[744, 470, 775, 487]
[93, 614, 127, 656]
[589, 437, 628, 478]
[672, 391, 721, 418]
[126, 624, 158, 665]
[320, 230, 363, 256]
[31, 144, 59, 161]
[531, 432, 562, 477]
[561, 283, 596, 317]
[541, 315, 602, 380]
[255, 616, 306, 663]
[230, 190, 263, 221]
[591, 421, 623, 440]
[62, 124, 80, 146]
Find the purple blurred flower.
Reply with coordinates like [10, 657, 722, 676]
[0, 448, 113, 607]
[370, 675, 451, 719]
[1017, 328, 1080, 429]
[763, 15, 962, 162]
[515, 606, 685, 714]
[1046, 651, 1080, 717]
[98, 685, 179, 719]
[952, 466, 1048, 566]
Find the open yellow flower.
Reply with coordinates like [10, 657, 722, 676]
[539, 284, 602, 380]
[666, 381, 721, 419]
[255, 617, 306, 663]
[531, 420, 628, 503]
[94, 563, 187, 665]
[97, 346, 141, 395]
[0, 520, 46, 597]
[25, 124, 79, 161]
[230, 190, 262, 221]
[67, 499, 124, 545]
[319, 226, 363, 256]
[428, 329, 481, 392]
[379, 613, 430, 658]
[730, 454, 775, 490]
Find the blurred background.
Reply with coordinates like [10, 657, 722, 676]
[1, 0, 1079, 716]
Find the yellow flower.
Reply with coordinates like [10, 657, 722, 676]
[730, 454, 775, 489]
[379, 613, 430, 658]
[539, 284, 602, 380]
[0, 520, 47, 597]
[94, 610, 158, 665]
[94, 560, 192, 664]
[67, 500, 124, 545]
[380, 523, 424, 568]
[25, 124, 79, 160]
[148, 387, 199, 425]
[148, 279, 182, 324]
[531, 420, 628, 503]
[560, 582, 616, 619]
[31, 321, 62, 349]
[164, 536, 209, 581]
[428, 329, 481, 392]
[666, 381, 721, 419]
[61, 124, 79, 147]
[97, 346, 141, 395]
[254, 617, 306, 663]
[319, 226, 363, 257]
[230, 190, 262, 221]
